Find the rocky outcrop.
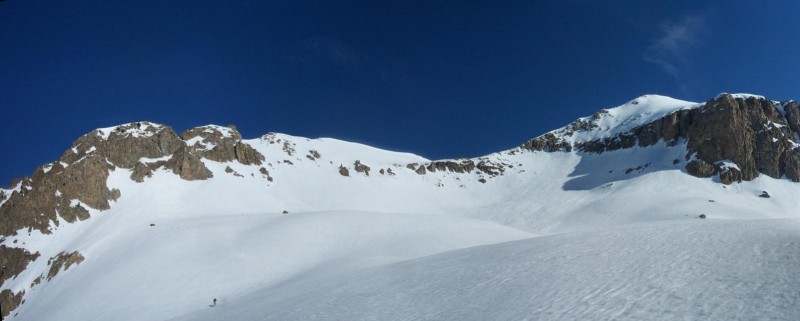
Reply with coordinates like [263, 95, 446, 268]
[521, 133, 572, 152]
[259, 167, 274, 182]
[682, 95, 800, 182]
[476, 161, 505, 176]
[164, 146, 213, 181]
[181, 125, 265, 165]
[782, 101, 800, 134]
[0, 122, 187, 235]
[354, 161, 371, 176]
[0, 122, 285, 317]
[89, 122, 183, 168]
[522, 111, 614, 153]
[684, 160, 715, 178]
[0, 154, 118, 236]
[0, 246, 40, 285]
[0, 122, 204, 317]
[405, 158, 510, 179]
[576, 109, 695, 154]
[46, 251, 85, 281]
[526, 94, 800, 183]
[129, 162, 153, 182]
[1, 289, 24, 318]
[124, 124, 264, 182]
[0, 246, 39, 318]
[59, 202, 91, 223]
[425, 160, 476, 173]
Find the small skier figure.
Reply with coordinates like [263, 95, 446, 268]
[211, 298, 217, 307]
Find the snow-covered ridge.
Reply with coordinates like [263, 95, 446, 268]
[254, 132, 430, 165]
[198, 124, 237, 138]
[95, 121, 166, 140]
[6, 93, 800, 321]
[79, 95, 702, 169]
[544, 94, 701, 146]
[716, 92, 766, 100]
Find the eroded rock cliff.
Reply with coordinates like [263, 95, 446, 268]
[521, 94, 800, 184]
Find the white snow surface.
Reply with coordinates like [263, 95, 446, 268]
[717, 92, 767, 100]
[549, 95, 701, 144]
[95, 121, 162, 140]
[4, 95, 800, 320]
[175, 219, 800, 321]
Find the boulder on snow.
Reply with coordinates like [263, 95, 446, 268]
[354, 160, 371, 176]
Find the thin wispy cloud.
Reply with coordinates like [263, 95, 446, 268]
[643, 15, 706, 92]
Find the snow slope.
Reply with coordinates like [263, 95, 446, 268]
[173, 219, 800, 321]
[3, 94, 800, 320]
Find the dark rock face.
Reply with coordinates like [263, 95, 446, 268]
[476, 161, 504, 176]
[94, 122, 183, 168]
[522, 133, 572, 152]
[354, 161, 371, 176]
[46, 251, 85, 281]
[782, 101, 800, 134]
[0, 246, 40, 285]
[572, 109, 696, 154]
[683, 95, 800, 182]
[181, 125, 265, 165]
[685, 160, 716, 177]
[164, 146, 213, 181]
[402, 157, 514, 181]
[527, 94, 800, 183]
[130, 162, 153, 182]
[425, 160, 476, 173]
[0, 151, 118, 236]
[55, 122, 184, 170]
[1, 289, 24, 318]
[0, 246, 39, 318]
[0, 122, 184, 236]
[59, 202, 91, 223]
[0, 122, 186, 317]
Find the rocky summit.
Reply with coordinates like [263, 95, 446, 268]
[523, 93, 800, 184]
[2, 93, 800, 320]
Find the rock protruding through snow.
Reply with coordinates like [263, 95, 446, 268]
[521, 94, 800, 184]
[5, 94, 800, 320]
[181, 125, 265, 166]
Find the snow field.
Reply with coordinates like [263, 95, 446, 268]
[5, 95, 800, 320]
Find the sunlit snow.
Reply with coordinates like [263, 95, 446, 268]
[3, 96, 800, 321]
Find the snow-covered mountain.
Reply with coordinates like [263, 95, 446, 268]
[2, 93, 800, 320]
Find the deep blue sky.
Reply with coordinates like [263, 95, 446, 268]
[2, 1, 799, 186]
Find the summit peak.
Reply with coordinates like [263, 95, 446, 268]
[94, 121, 169, 140]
